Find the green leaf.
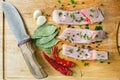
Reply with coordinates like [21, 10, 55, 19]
[36, 31, 58, 45]
[35, 38, 59, 48]
[32, 24, 57, 39]
[70, 0, 76, 4]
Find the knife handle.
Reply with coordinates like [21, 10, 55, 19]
[18, 38, 48, 79]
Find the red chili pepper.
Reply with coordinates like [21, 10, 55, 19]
[80, 12, 91, 24]
[42, 51, 73, 76]
[52, 46, 75, 67]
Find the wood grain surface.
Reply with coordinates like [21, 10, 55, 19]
[0, 0, 3, 79]
[0, 0, 120, 80]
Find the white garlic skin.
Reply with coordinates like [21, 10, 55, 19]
[33, 10, 42, 20]
[36, 16, 47, 26]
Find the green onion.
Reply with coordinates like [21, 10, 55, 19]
[69, 49, 73, 53]
[84, 62, 89, 66]
[100, 3, 104, 6]
[90, 9, 95, 12]
[77, 17, 84, 22]
[57, 0, 61, 3]
[58, 12, 63, 16]
[70, 13, 75, 19]
[77, 47, 80, 52]
[89, 14, 94, 17]
[81, 45, 85, 48]
[70, 0, 76, 4]
[95, 26, 103, 30]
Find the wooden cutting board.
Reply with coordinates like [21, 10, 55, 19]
[0, 0, 120, 80]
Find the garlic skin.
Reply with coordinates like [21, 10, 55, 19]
[36, 16, 47, 26]
[33, 10, 42, 20]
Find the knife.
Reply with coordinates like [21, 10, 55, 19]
[1, 2, 48, 79]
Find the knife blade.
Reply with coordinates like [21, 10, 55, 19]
[1, 2, 48, 79]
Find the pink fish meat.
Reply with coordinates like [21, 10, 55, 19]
[53, 7, 104, 25]
[62, 45, 108, 61]
[58, 28, 107, 44]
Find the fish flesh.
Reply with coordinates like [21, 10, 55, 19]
[53, 7, 104, 25]
[62, 44, 108, 61]
[58, 28, 107, 44]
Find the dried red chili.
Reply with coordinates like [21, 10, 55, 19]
[52, 46, 75, 67]
[42, 51, 73, 76]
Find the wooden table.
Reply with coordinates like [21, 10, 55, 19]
[0, 0, 120, 80]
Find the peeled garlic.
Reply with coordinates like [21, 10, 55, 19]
[33, 10, 42, 20]
[37, 16, 47, 26]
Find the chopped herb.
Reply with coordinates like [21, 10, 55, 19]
[45, 14, 50, 17]
[77, 47, 80, 52]
[58, 48, 62, 52]
[100, 60, 104, 63]
[70, 0, 76, 4]
[70, 13, 75, 19]
[100, 3, 104, 6]
[89, 14, 94, 17]
[59, 5, 64, 9]
[107, 62, 111, 64]
[79, 25, 82, 28]
[66, 36, 72, 43]
[81, 60, 84, 63]
[87, 46, 91, 48]
[57, 0, 61, 3]
[77, 17, 84, 22]
[58, 12, 63, 16]
[85, 26, 89, 29]
[69, 49, 73, 53]
[82, 45, 85, 48]
[83, 34, 89, 40]
[84, 62, 89, 66]
[97, 54, 100, 56]
[90, 9, 95, 12]
[95, 26, 103, 30]
[98, 22, 103, 25]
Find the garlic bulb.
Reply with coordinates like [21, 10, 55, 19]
[33, 10, 42, 20]
[36, 16, 47, 26]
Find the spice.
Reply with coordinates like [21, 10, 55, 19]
[81, 2, 85, 4]
[107, 62, 111, 64]
[42, 51, 73, 76]
[58, 12, 63, 16]
[67, 25, 72, 28]
[57, 0, 61, 3]
[98, 22, 103, 25]
[70, 12, 75, 19]
[72, 5, 76, 8]
[95, 26, 103, 30]
[90, 9, 95, 13]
